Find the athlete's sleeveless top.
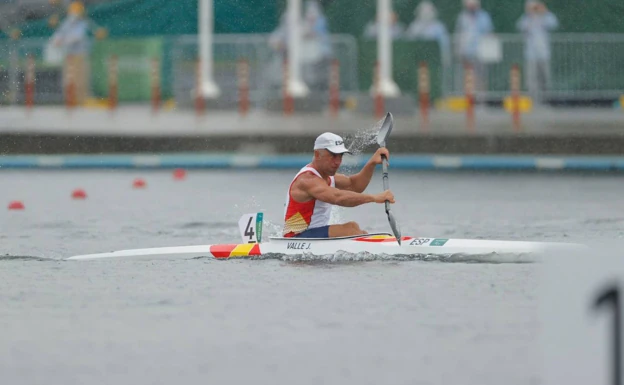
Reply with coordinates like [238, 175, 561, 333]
[283, 165, 335, 237]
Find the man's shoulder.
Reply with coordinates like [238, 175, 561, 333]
[291, 170, 317, 186]
[295, 170, 316, 179]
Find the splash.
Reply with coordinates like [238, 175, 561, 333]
[344, 115, 386, 156]
[345, 130, 378, 156]
[0, 255, 54, 262]
[338, 116, 385, 180]
[264, 219, 285, 238]
[237, 251, 538, 264]
[233, 196, 264, 214]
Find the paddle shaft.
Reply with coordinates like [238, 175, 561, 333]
[381, 154, 390, 213]
[376, 112, 401, 244]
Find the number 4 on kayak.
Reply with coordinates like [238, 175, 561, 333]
[239, 212, 263, 244]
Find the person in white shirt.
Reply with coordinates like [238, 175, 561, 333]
[405, 1, 451, 68]
[362, 11, 405, 40]
[516, 0, 559, 104]
[453, 0, 493, 94]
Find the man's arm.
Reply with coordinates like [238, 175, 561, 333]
[334, 161, 376, 193]
[543, 12, 558, 30]
[516, 15, 528, 32]
[335, 148, 390, 193]
[298, 173, 382, 207]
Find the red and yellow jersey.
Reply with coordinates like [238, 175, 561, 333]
[283, 165, 335, 237]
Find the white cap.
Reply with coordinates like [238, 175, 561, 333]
[313, 132, 351, 154]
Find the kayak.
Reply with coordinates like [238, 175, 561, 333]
[65, 213, 583, 261]
[65, 232, 580, 261]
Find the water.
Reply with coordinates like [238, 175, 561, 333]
[0, 169, 621, 384]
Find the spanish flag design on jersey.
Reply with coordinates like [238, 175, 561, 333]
[283, 165, 334, 237]
[283, 203, 316, 236]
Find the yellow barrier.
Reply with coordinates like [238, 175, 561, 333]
[435, 96, 469, 112]
[435, 95, 533, 113]
[344, 96, 358, 110]
[503, 95, 533, 113]
[82, 98, 109, 109]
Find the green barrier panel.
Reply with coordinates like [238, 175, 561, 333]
[11, 0, 278, 40]
[357, 39, 443, 101]
[549, 42, 624, 94]
[90, 38, 165, 101]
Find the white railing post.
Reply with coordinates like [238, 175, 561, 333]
[199, 0, 220, 98]
[376, 0, 400, 97]
[286, 0, 309, 98]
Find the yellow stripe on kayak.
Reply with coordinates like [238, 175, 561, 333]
[229, 243, 256, 257]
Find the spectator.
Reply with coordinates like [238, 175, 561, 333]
[453, 0, 493, 94]
[301, 0, 333, 91]
[405, 0, 451, 68]
[516, 0, 558, 104]
[49, 1, 105, 105]
[268, 12, 289, 56]
[362, 11, 405, 40]
[267, 11, 292, 88]
[301, 0, 332, 91]
[267, 1, 333, 92]
[302, 0, 332, 61]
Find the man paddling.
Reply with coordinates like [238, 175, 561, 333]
[283, 132, 395, 238]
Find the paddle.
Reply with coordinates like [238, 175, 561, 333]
[376, 112, 402, 245]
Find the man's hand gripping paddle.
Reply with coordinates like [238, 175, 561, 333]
[376, 112, 402, 245]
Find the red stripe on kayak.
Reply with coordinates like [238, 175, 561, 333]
[210, 244, 237, 259]
[353, 236, 413, 243]
[210, 243, 262, 259]
[250, 243, 261, 255]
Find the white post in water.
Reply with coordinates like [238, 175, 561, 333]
[287, 0, 309, 97]
[199, 0, 220, 98]
[377, 0, 400, 97]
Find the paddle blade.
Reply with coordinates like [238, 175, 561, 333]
[387, 208, 402, 245]
[376, 112, 394, 148]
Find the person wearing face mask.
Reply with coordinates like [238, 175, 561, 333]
[301, 0, 333, 91]
[516, 0, 558, 105]
[453, 0, 493, 95]
[302, 0, 331, 60]
[405, 1, 451, 68]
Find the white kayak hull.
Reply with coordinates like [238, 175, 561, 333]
[65, 233, 584, 261]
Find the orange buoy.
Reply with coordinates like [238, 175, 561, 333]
[133, 178, 146, 189]
[8, 201, 25, 210]
[172, 168, 187, 180]
[72, 188, 87, 199]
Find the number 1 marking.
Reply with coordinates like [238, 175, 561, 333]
[593, 284, 621, 385]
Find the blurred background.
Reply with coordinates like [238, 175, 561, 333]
[1, 0, 624, 159]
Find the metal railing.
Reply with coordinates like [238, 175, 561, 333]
[0, 38, 63, 103]
[445, 33, 624, 101]
[170, 34, 359, 106]
[1, 33, 624, 106]
[170, 34, 272, 106]
[0, 33, 360, 107]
